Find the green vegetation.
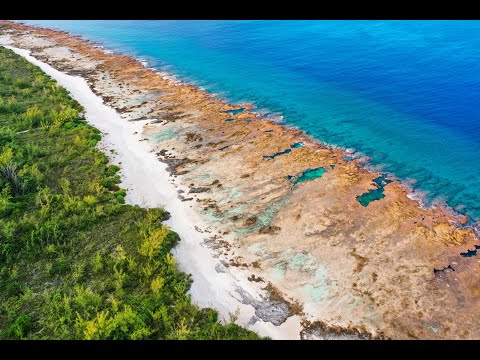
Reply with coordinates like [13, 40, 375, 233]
[0, 47, 262, 339]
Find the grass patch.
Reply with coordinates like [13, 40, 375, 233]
[0, 46, 262, 340]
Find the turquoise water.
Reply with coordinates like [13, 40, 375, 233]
[294, 167, 326, 184]
[222, 108, 245, 115]
[149, 129, 176, 143]
[22, 20, 480, 220]
[356, 176, 393, 207]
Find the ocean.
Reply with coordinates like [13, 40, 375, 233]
[22, 20, 480, 220]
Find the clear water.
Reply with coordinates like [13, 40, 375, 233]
[288, 252, 317, 271]
[294, 167, 326, 184]
[460, 249, 477, 257]
[149, 129, 176, 143]
[222, 108, 246, 115]
[23, 20, 480, 220]
[271, 262, 287, 281]
[303, 283, 329, 303]
[263, 148, 291, 160]
[356, 176, 393, 206]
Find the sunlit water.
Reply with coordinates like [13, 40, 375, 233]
[22, 20, 480, 220]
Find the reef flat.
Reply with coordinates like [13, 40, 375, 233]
[2, 21, 480, 339]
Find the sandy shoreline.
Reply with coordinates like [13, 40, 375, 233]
[3, 21, 480, 339]
[5, 46, 302, 340]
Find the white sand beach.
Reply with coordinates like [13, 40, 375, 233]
[6, 46, 302, 340]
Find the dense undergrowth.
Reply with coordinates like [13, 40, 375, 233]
[0, 46, 262, 340]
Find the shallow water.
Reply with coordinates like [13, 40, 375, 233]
[223, 108, 246, 115]
[23, 20, 480, 220]
[294, 167, 326, 184]
[356, 176, 393, 207]
[149, 129, 176, 143]
[263, 148, 292, 160]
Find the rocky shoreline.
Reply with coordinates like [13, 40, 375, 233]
[2, 20, 480, 339]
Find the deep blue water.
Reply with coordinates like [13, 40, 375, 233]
[22, 20, 480, 220]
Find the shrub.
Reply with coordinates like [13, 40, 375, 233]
[0, 46, 262, 341]
[0, 128, 14, 147]
[52, 105, 79, 127]
[0, 186, 12, 213]
[0, 162, 22, 196]
[23, 105, 44, 128]
[18, 163, 44, 193]
[8, 314, 32, 339]
[114, 189, 126, 204]
[101, 176, 121, 191]
[105, 165, 120, 176]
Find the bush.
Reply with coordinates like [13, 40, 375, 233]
[101, 175, 121, 191]
[115, 190, 126, 204]
[0, 162, 22, 196]
[0, 128, 14, 147]
[19, 163, 44, 193]
[105, 165, 120, 176]
[22, 105, 44, 128]
[8, 314, 32, 339]
[0, 46, 262, 341]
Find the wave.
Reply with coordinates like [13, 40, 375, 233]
[21, 20, 478, 223]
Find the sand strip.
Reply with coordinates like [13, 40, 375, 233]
[6, 45, 302, 340]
